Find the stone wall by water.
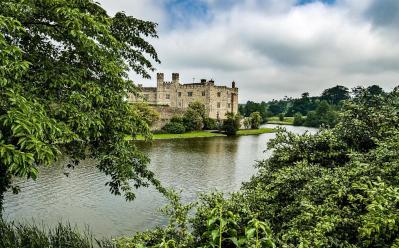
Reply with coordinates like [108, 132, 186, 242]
[151, 106, 186, 130]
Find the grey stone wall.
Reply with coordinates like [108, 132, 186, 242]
[150, 106, 186, 131]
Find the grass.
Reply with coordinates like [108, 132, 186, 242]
[126, 132, 225, 140]
[0, 218, 113, 248]
[236, 128, 275, 135]
[267, 117, 295, 125]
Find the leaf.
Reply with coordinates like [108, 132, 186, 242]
[211, 230, 219, 241]
[208, 218, 217, 228]
[245, 228, 255, 239]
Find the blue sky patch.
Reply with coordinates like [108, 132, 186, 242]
[297, 0, 336, 6]
[164, 0, 212, 28]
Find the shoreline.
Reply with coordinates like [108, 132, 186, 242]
[126, 128, 276, 141]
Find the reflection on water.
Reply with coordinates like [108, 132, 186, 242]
[3, 125, 317, 237]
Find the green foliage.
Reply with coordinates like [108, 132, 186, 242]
[241, 101, 268, 123]
[183, 109, 203, 131]
[321, 85, 350, 105]
[243, 118, 251, 129]
[278, 113, 284, 121]
[292, 112, 304, 126]
[170, 115, 183, 125]
[189, 102, 206, 120]
[203, 117, 218, 130]
[249, 112, 262, 129]
[161, 123, 185, 134]
[0, 0, 165, 206]
[239, 87, 399, 246]
[222, 112, 242, 135]
[0, 218, 113, 248]
[131, 102, 160, 127]
[303, 100, 339, 127]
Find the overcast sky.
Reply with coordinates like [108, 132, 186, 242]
[96, 0, 399, 103]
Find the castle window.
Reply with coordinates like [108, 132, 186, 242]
[217, 102, 221, 108]
[166, 94, 170, 99]
[202, 91, 205, 96]
[227, 103, 231, 108]
[178, 92, 181, 97]
[144, 94, 149, 99]
[178, 102, 182, 107]
[217, 92, 221, 97]
[188, 92, 193, 97]
[227, 93, 231, 98]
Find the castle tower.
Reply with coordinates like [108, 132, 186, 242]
[157, 73, 164, 88]
[172, 73, 179, 85]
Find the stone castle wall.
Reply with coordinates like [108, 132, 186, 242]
[129, 73, 239, 125]
[150, 106, 186, 131]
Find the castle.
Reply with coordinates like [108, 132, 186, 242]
[129, 73, 238, 120]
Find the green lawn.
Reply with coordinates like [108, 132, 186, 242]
[267, 116, 295, 125]
[126, 132, 225, 140]
[236, 128, 275, 135]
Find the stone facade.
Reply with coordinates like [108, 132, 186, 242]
[129, 73, 239, 120]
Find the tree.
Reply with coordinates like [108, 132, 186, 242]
[130, 102, 160, 127]
[250, 112, 262, 129]
[203, 117, 218, 130]
[292, 112, 304, 126]
[0, 0, 164, 209]
[183, 109, 203, 131]
[321, 85, 350, 105]
[222, 112, 242, 135]
[243, 118, 252, 129]
[188, 101, 206, 120]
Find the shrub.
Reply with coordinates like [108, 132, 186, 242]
[293, 112, 304, 126]
[183, 109, 203, 131]
[250, 112, 262, 129]
[203, 117, 218, 130]
[279, 113, 284, 121]
[161, 123, 185, 134]
[170, 115, 183, 125]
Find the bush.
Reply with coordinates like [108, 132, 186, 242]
[161, 123, 185, 134]
[250, 112, 262, 129]
[170, 115, 183, 125]
[279, 113, 284, 121]
[222, 112, 242, 135]
[293, 112, 304, 126]
[203, 117, 218, 130]
[183, 109, 203, 131]
[0, 218, 113, 248]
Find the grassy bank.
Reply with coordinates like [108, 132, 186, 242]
[267, 116, 294, 125]
[126, 132, 225, 140]
[237, 128, 275, 135]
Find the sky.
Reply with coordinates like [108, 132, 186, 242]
[96, 0, 399, 103]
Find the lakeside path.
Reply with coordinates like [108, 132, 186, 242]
[125, 128, 276, 140]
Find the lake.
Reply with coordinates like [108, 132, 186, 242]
[3, 124, 317, 237]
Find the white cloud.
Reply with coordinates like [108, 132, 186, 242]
[97, 0, 399, 102]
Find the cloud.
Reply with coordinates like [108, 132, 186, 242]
[97, 0, 399, 102]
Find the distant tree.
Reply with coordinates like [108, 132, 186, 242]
[222, 112, 242, 135]
[189, 101, 206, 119]
[130, 102, 160, 127]
[279, 113, 284, 121]
[293, 112, 304, 126]
[321, 85, 350, 105]
[183, 109, 203, 131]
[250, 112, 262, 129]
[303, 111, 319, 127]
[268, 104, 281, 116]
[286, 92, 311, 117]
[243, 118, 252, 129]
[244, 101, 267, 122]
[367, 85, 385, 96]
[238, 104, 245, 116]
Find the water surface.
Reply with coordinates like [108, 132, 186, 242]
[3, 124, 317, 237]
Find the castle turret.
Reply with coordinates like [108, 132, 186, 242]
[157, 73, 164, 88]
[172, 73, 179, 85]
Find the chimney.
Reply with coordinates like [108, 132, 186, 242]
[201, 79, 206, 83]
[232, 81, 236, 88]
